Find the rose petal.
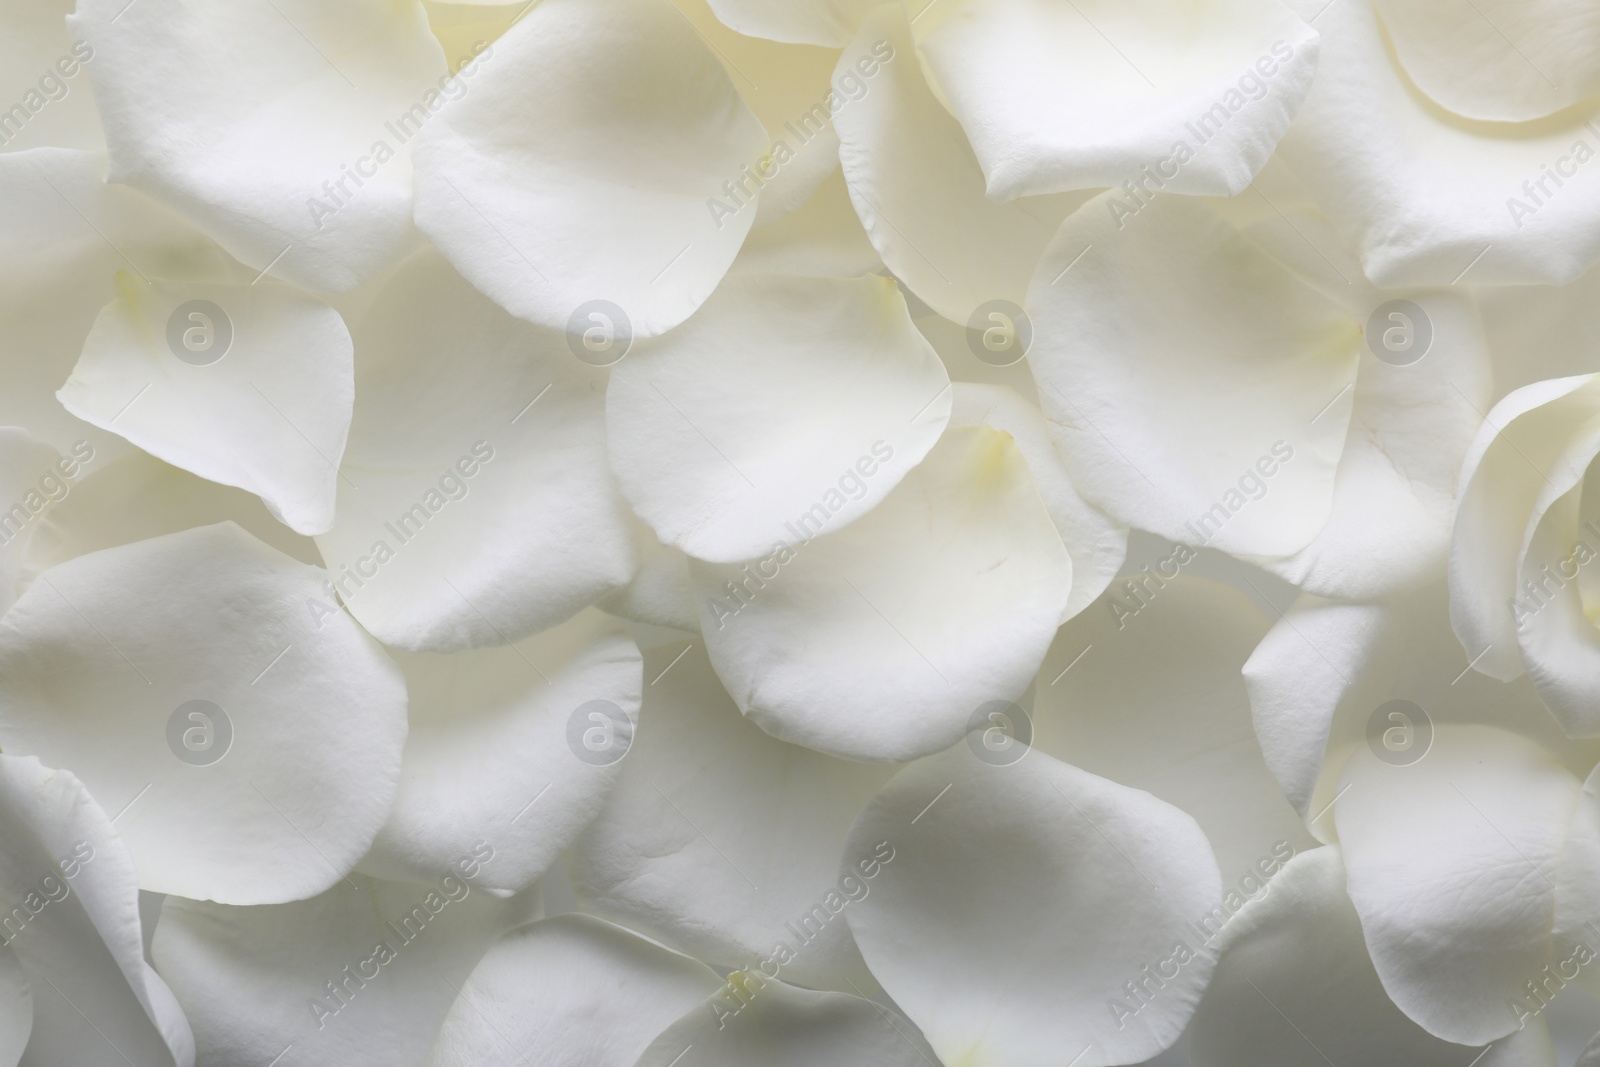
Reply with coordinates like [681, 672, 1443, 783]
[426, 914, 721, 1067]
[567, 640, 894, 990]
[843, 743, 1222, 1067]
[314, 247, 636, 652]
[0, 0, 102, 153]
[693, 424, 1071, 762]
[701, 0, 877, 47]
[70, 0, 447, 291]
[1027, 192, 1357, 558]
[360, 610, 642, 894]
[0, 522, 407, 904]
[0, 754, 193, 1067]
[911, 0, 1319, 200]
[411, 0, 768, 338]
[58, 273, 353, 535]
[606, 270, 949, 563]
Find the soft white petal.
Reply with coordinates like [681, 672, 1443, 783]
[411, 0, 768, 338]
[1278, 0, 1600, 286]
[360, 611, 642, 894]
[731, 169, 880, 280]
[911, 0, 1319, 200]
[58, 273, 353, 535]
[634, 976, 937, 1067]
[0, 945, 26, 1067]
[1372, 0, 1600, 122]
[834, 5, 1086, 325]
[949, 382, 1126, 620]
[694, 425, 1071, 762]
[0, 522, 407, 904]
[1027, 192, 1357, 558]
[0, 428, 70, 615]
[1188, 845, 1554, 1067]
[70, 0, 447, 292]
[426, 914, 720, 1067]
[702, 0, 877, 46]
[599, 525, 700, 635]
[1335, 724, 1580, 1044]
[567, 641, 893, 990]
[844, 743, 1221, 1067]
[1034, 575, 1315, 887]
[607, 270, 949, 563]
[314, 247, 636, 652]
[0, 754, 192, 1067]
[153, 873, 531, 1067]
[0, 0, 102, 153]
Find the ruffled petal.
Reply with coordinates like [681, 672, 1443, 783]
[694, 424, 1071, 762]
[314, 248, 636, 652]
[0, 522, 407, 904]
[702, 0, 877, 46]
[911, 0, 1319, 200]
[0, 754, 193, 1067]
[70, 0, 447, 291]
[843, 743, 1221, 1067]
[606, 270, 949, 563]
[411, 0, 768, 338]
[567, 641, 893, 990]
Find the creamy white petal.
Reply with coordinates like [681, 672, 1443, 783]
[0, 428, 69, 615]
[70, 0, 447, 292]
[0, 754, 192, 1067]
[0, 523, 407, 905]
[1372, 0, 1600, 122]
[0, 945, 26, 1067]
[427, 914, 720, 1067]
[567, 641, 893, 990]
[835, 6, 1087, 325]
[732, 169, 880, 280]
[1034, 575, 1315, 886]
[1335, 724, 1581, 1044]
[58, 273, 353, 535]
[1189, 845, 1554, 1067]
[635, 976, 937, 1067]
[607, 270, 949, 563]
[22, 450, 322, 583]
[153, 873, 531, 1067]
[702, 0, 877, 46]
[0, 0, 102, 153]
[411, 0, 768, 338]
[693, 425, 1071, 762]
[950, 383, 1126, 620]
[1027, 192, 1357, 558]
[1450, 375, 1600, 686]
[844, 743, 1221, 1067]
[314, 248, 636, 652]
[911, 0, 1318, 200]
[599, 524, 701, 635]
[360, 611, 642, 894]
[1278, 0, 1600, 286]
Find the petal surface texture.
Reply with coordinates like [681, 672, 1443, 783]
[0, 522, 407, 904]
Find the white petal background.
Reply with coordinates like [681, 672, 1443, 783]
[3, 0, 1600, 1065]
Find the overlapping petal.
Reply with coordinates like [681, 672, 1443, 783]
[360, 610, 642, 894]
[70, 0, 447, 291]
[0, 522, 407, 904]
[842, 742, 1222, 1067]
[606, 270, 949, 563]
[315, 248, 636, 652]
[693, 424, 1071, 762]
[411, 0, 768, 338]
